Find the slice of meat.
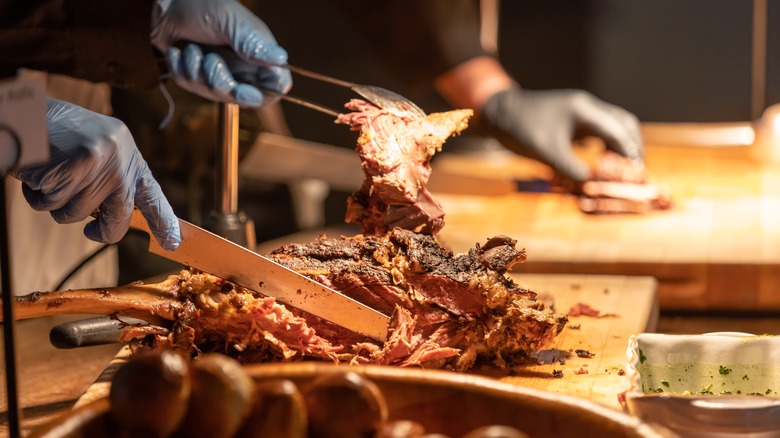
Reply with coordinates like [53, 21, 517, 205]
[336, 99, 473, 235]
[577, 151, 673, 214]
[6, 231, 566, 372]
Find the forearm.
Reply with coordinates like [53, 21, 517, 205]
[336, 0, 489, 94]
[0, 0, 163, 89]
[434, 56, 515, 115]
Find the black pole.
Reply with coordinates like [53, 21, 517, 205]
[0, 127, 21, 437]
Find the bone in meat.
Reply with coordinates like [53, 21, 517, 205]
[6, 230, 566, 372]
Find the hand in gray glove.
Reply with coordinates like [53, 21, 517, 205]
[16, 99, 181, 250]
[151, 0, 292, 107]
[480, 87, 643, 181]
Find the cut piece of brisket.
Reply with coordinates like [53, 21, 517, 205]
[336, 99, 473, 236]
[266, 229, 567, 370]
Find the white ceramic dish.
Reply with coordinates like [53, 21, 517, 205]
[625, 333, 780, 438]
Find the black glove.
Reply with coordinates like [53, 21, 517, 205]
[479, 87, 643, 181]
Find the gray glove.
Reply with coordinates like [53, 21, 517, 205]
[151, 0, 292, 107]
[480, 87, 643, 181]
[17, 99, 181, 250]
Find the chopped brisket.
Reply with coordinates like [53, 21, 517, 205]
[10, 230, 567, 372]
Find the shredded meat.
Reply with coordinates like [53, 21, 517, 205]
[7, 100, 572, 373]
[260, 229, 566, 370]
[336, 99, 472, 235]
[11, 230, 567, 372]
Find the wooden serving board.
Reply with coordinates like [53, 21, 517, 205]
[432, 141, 780, 311]
[75, 272, 657, 412]
[496, 273, 657, 410]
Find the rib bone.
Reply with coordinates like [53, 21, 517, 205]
[9, 276, 183, 324]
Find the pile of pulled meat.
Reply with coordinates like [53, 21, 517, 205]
[159, 230, 566, 371]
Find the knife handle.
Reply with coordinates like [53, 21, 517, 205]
[49, 316, 146, 349]
[91, 208, 152, 234]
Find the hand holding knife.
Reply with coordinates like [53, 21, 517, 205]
[54, 209, 389, 348]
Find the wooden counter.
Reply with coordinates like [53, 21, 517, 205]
[0, 315, 120, 436]
[433, 142, 780, 311]
[495, 273, 658, 410]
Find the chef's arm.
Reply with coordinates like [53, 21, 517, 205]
[335, 0, 486, 95]
[434, 56, 644, 182]
[434, 56, 514, 113]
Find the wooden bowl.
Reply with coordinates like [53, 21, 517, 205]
[243, 363, 675, 437]
[31, 362, 677, 437]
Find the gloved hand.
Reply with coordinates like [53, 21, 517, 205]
[479, 87, 643, 181]
[15, 99, 181, 250]
[151, 0, 292, 107]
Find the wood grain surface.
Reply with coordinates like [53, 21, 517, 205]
[0, 315, 120, 436]
[494, 273, 658, 410]
[432, 141, 780, 311]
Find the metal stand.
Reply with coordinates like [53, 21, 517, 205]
[0, 127, 21, 437]
[203, 103, 256, 250]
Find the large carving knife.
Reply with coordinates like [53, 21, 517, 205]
[128, 209, 389, 341]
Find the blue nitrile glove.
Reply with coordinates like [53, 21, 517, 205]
[151, 0, 292, 107]
[480, 87, 643, 181]
[15, 99, 181, 250]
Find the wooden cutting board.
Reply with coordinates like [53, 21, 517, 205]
[432, 141, 780, 311]
[256, 231, 658, 409]
[496, 273, 657, 410]
[75, 272, 657, 412]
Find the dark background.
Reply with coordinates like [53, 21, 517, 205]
[260, 0, 779, 146]
[498, 0, 777, 123]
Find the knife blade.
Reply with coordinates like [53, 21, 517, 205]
[128, 209, 389, 341]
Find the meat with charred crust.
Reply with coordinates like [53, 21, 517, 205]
[7, 230, 566, 372]
[269, 230, 565, 370]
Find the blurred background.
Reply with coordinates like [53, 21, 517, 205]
[107, 0, 780, 282]
[260, 0, 780, 136]
[500, 0, 780, 123]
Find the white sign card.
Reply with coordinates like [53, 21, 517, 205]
[0, 70, 48, 171]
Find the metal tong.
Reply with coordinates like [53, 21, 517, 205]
[271, 64, 427, 119]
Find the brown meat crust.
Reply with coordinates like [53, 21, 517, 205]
[265, 229, 564, 370]
[336, 99, 473, 235]
[9, 230, 565, 372]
